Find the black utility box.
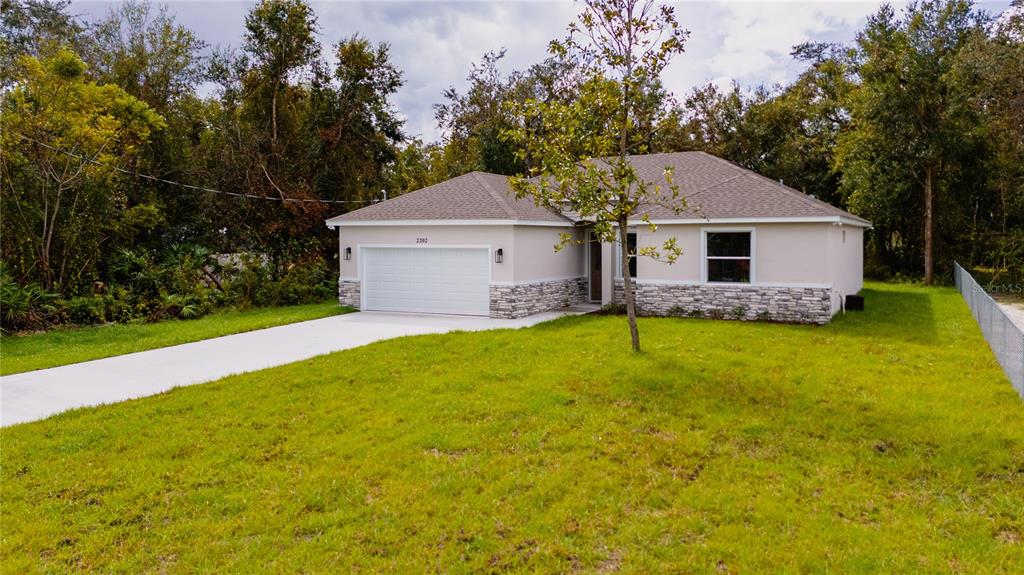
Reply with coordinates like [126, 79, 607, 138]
[845, 295, 865, 311]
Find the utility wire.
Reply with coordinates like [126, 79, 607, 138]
[13, 132, 374, 205]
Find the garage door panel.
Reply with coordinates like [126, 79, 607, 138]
[362, 247, 490, 316]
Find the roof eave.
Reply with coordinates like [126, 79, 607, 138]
[644, 215, 872, 228]
[327, 218, 574, 228]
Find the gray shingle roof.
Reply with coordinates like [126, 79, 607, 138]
[326, 171, 567, 224]
[622, 152, 867, 223]
[327, 152, 869, 226]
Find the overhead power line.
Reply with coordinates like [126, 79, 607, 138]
[12, 133, 373, 205]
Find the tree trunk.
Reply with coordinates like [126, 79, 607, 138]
[619, 216, 641, 352]
[923, 166, 934, 285]
[271, 83, 279, 144]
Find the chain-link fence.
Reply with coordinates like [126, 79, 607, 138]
[954, 262, 1024, 397]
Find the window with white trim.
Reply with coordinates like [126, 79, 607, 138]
[615, 232, 638, 278]
[705, 231, 751, 283]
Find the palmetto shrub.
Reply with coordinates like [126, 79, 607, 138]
[0, 263, 61, 333]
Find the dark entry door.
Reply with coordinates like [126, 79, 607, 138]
[589, 234, 602, 302]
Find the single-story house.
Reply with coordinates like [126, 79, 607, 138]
[326, 152, 870, 324]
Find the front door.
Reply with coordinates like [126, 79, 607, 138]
[588, 233, 602, 302]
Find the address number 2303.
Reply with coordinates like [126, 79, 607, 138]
[416, 238, 428, 244]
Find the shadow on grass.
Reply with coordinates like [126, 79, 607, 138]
[528, 285, 940, 347]
[830, 287, 938, 345]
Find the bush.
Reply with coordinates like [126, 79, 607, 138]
[597, 302, 627, 315]
[221, 254, 333, 308]
[149, 292, 212, 321]
[270, 260, 333, 305]
[4, 248, 336, 333]
[102, 287, 136, 324]
[0, 263, 61, 333]
[67, 296, 106, 325]
[223, 253, 273, 308]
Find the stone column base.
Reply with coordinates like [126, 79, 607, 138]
[338, 279, 360, 309]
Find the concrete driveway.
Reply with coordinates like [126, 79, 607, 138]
[1, 307, 594, 427]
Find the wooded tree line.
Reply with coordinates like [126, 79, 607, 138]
[0, 0, 407, 329]
[430, 0, 1023, 285]
[0, 0, 1021, 330]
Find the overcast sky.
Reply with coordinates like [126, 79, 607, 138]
[69, 1, 1012, 142]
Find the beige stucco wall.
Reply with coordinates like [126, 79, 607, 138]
[828, 225, 864, 308]
[336, 224, 579, 284]
[512, 225, 585, 282]
[336, 221, 864, 308]
[631, 223, 836, 285]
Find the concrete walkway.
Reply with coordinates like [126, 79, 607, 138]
[1, 307, 596, 427]
[997, 300, 1024, 333]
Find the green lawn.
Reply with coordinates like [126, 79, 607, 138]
[2, 283, 1022, 573]
[0, 302, 351, 375]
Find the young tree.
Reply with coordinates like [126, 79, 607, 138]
[505, 0, 688, 351]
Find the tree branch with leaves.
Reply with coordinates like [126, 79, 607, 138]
[504, 0, 689, 351]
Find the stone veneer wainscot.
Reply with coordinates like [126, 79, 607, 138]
[613, 280, 833, 324]
[338, 279, 360, 309]
[490, 278, 588, 319]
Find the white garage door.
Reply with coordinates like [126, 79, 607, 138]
[362, 247, 490, 316]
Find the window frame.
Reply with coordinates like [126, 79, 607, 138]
[614, 229, 638, 279]
[701, 228, 756, 285]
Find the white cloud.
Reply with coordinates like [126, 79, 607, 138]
[71, 0, 1013, 141]
[313, 1, 579, 139]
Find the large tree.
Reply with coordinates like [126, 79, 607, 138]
[0, 0, 82, 88]
[950, 0, 1024, 279]
[310, 35, 405, 203]
[505, 0, 688, 351]
[193, 0, 326, 256]
[83, 0, 211, 251]
[656, 42, 855, 207]
[0, 48, 164, 292]
[243, 0, 318, 147]
[837, 0, 987, 283]
[435, 50, 585, 179]
[195, 6, 407, 260]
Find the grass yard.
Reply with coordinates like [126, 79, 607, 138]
[2, 283, 1022, 573]
[0, 302, 351, 375]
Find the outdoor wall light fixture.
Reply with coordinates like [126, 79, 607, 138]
[495, 248, 503, 263]
[344, 247, 352, 260]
